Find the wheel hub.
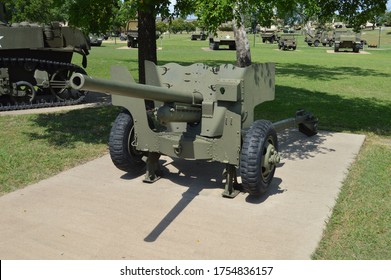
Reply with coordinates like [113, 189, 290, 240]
[262, 140, 280, 178]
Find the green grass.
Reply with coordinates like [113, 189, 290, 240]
[1, 29, 391, 259]
[0, 106, 121, 194]
[312, 136, 391, 259]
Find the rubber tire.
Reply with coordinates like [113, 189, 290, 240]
[109, 111, 145, 173]
[240, 120, 278, 196]
[334, 43, 340, 52]
[314, 40, 319, 47]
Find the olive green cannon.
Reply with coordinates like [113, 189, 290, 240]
[70, 61, 318, 198]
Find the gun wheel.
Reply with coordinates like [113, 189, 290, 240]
[109, 111, 145, 173]
[240, 120, 279, 196]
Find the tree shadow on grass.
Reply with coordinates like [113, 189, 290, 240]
[26, 106, 121, 148]
[276, 63, 390, 81]
[155, 60, 391, 85]
[256, 85, 391, 136]
[154, 59, 391, 136]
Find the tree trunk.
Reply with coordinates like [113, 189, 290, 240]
[138, 8, 157, 84]
[233, 11, 251, 67]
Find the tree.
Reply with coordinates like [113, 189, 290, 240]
[122, 0, 196, 83]
[312, 0, 387, 32]
[170, 18, 187, 34]
[156, 21, 168, 34]
[380, 11, 391, 26]
[68, 0, 119, 34]
[2, 0, 68, 24]
[2, 0, 121, 34]
[193, 0, 387, 67]
[6, 0, 385, 70]
[110, 0, 137, 35]
[193, 0, 276, 67]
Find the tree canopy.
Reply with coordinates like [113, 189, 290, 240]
[2, 0, 387, 73]
[3, 0, 387, 35]
[191, 0, 387, 66]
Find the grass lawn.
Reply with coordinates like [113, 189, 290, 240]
[0, 28, 390, 259]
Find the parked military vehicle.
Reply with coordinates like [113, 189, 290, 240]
[305, 30, 334, 47]
[125, 20, 160, 48]
[334, 30, 362, 53]
[261, 31, 279, 43]
[89, 34, 103, 46]
[209, 35, 236, 50]
[0, 3, 90, 111]
[191, 32, 207, 40]
[125, 20, 139, 48]
[278, 34, 297, 50]
[70, 61, 318, 198]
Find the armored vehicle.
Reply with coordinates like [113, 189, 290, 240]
[0, 3, 90, 110]
[70, 61, 318, 198]
[305, 30, 334, 47]
[278, 34, 297, 50]
[334, 30, 362, 53]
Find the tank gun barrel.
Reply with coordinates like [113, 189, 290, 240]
[70, 73, 204, 105]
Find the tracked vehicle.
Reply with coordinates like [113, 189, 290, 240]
[0, 3, 90, 111]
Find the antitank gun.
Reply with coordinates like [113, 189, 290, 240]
[70, 61, 318, 198]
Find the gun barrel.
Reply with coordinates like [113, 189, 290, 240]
[70, 73, 204, 104]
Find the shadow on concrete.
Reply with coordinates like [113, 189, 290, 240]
[142, 128, 327, 241]
[278, 129, 333, 161]
[144, 186, 201, 242]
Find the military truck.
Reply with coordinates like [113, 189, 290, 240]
[125, 20, 139, 48]
[334, 30, 362, 53]
[0, 3, 90, 110]
[305, 30, 334, 47]
[125, 20, 160, 48]
[209, 35, 236, 50]
[191, 32, 207, 40]
[278, 34, 297, 50]
[261, 30, 279, 43]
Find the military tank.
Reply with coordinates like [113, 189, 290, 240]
[0, 3, 90, 111]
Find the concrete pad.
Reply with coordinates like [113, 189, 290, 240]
[0, 130, 365, 260]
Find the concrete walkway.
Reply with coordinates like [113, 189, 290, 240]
[0, 130, 365, 260]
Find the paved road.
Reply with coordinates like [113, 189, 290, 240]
[0, 130, 365, 259]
